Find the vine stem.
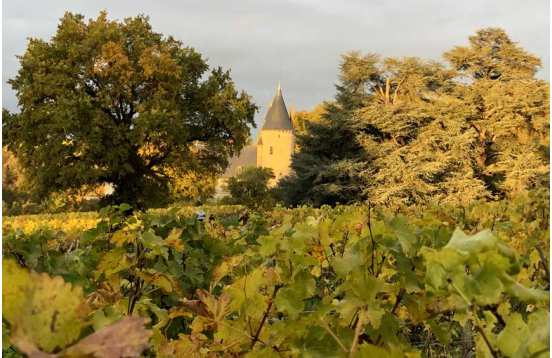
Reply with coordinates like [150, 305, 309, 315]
[535, 245, 549, 283]
[474, 319, 498, 358]
[391, 288, 405, 315]
[319, 319, 348, 353]
[250, 285, 281, 349]
[367, 201, 376, 274]
[349, 309, 366, 357]
[127, 242, 144, 315]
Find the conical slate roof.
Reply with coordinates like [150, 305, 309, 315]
[262, 84, 293, 130]
[222, 144, 257, 178]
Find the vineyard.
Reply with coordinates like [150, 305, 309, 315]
[2, 191, 549, 357]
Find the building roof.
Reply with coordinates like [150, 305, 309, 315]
[222, 144, 257, 178]
[262, 84, 293, 131]
[220, 84, 293, 179]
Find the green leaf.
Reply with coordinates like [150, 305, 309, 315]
[496, 313, 529, 357]
[141, 230, 169, 260]
[518, 310, 550, 358]
[502, 275, 550, 303]
[389, 216, 417, 257]
[470, 265, 504, 305]
[332, 247, 363, 277]
[94, 247, 131, 279]
[275, 270, 315, 319]
[424, 257, 448, 291]
[340, 271, 384, 303]
[428, 319, 451, 345]
[445, 228, 498, 254]
[358, 343, 405, 357]
[257, 234, 280, 257]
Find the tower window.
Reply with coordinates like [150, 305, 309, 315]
[269, 146, 273, 155]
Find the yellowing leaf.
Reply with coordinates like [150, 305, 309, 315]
[197, 290, 232, 324]
[136, 270, 176, 293]
[94, 248, 131, 279]
[152, 275, 174, 293]
[110, 229, 136, 247]
[3, 259, 88, 353]
[211, 255, 243, 286]
[3, 259, 32, 324]
[165, 228, 184, 252]
[168, 308, 194, 320]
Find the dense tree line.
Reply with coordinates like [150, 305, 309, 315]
[223, 166, 276, 209]
[4, 11, 256, 209]
[3, 18, 548, 212]
[279, 28, 549, 207]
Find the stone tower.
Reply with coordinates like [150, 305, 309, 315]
[256, 84, 295, 185]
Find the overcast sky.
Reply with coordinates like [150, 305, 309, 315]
[3, 0, 550, 132]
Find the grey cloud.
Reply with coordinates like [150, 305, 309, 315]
[3, 0, 549, 133]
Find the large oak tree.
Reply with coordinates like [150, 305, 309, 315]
[4, 12, 257, 207]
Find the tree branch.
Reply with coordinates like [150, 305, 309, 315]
[146, 149, 171, 169]
[392, 77, 406, 104]
[384, 78, 390, 105]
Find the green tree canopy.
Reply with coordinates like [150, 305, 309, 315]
[444, 27, 541, 81]
[290, 104, 326, 135]
[281, 28, 548, 208]
[168, 170, 216, 205]
[277, 52, 373, 207]
[225, 167, 275, 209]
[4, 11, 257, 207]
[444, 28, 549, 197]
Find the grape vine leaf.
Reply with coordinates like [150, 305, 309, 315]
[358, 342, 406, 357]
[275, 270, 315, 319]
[3, 259, 88, 353]
[141, 230, 169, 259]
[496, 313, 529, 357]
[94, 248, 131, 279]
[497, 310, 550, 358]
[444, 228, 497, 254]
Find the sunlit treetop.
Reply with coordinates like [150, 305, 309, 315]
[444, 27, 542, 81]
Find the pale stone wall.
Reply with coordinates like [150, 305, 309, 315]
[214, 177, 229, 199]
[256, 142, 263, 167]
[257, 129, 294, 186]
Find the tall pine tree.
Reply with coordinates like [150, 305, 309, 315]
[444, 28, 549, 197]
[281, 28, 549, 208]
[277, 52, 378, 206]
